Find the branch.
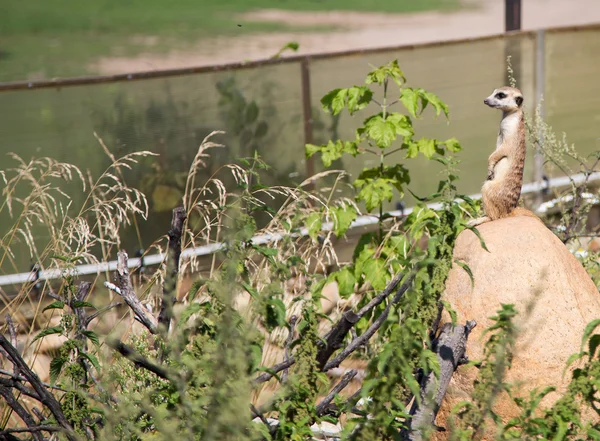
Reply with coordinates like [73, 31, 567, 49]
[82, 302, 122, 327]
[114, 251, 158, 334]
[0, 376, 41, 400]
[404, 320, 477, 441]
[316, 369, 357, 416]
[317, 272, 409, 369]
[0, 425, 61, 435]
[0, 368, 66, 393]
[254, 272, 414, 384]
[0, 385, 44, 441]
[0, 335, 77, 441]
[323, 273, 415, 371]
[158, 206, 186, 332]
[109, 340, 171, 381]
[281, 315, 297, 383]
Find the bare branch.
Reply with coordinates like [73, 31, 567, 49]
[0, 376, 41, 400]
[83, 302, 122, 327]
[254, 272, 415, 384]
[0, 425, 61, 435]
[316, 369, 357, 416]
[0, 335, 77, 441]
[114, 250, 158, 334]
[158, 207, 186, 332]
[0, 368, 66, 393]
[109, 340, 171, 381]
[317, 272, 409, 369]
[323, 273, 415, 371]
[0, 385, 44, 441]
[281, 315, 297, 383]
[403, 320, 477, 441]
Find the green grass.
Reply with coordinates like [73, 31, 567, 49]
[0, 0, 460, 81]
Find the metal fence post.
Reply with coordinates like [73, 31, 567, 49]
[301, 57, 315, 188]
[505, 0, 522, 32]
[504, 0, 522, 87]
[533, 29, 546, 207]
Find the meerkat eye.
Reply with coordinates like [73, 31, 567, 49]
[495, 92, 506, 99]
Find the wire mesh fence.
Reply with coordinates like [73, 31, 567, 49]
[0, 24, 599, 275]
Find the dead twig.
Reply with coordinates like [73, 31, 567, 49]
[254, 272, 414, 384]
[114, 250, 158, 334]
[158, 206, 186, 332]
[281, 315, 297, 383]
[316, 369, 357, 416]
[109, 340, 171, 381]
[323, 273, 415, 371]
[0, 385, 44, 441]
[403, 320, 477, 441]
[0, 335, 77, 441]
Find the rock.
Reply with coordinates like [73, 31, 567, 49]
[438, 216, 600, 432]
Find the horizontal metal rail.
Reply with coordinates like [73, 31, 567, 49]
[0, 22, 599, 92]
[1, 171, 598, 287]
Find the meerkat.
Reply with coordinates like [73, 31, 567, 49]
[468, 86, 539, 227]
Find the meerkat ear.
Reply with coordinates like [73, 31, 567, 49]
[515, 96, 523, 107]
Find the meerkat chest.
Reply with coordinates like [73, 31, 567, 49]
[497, 113, 521, 149]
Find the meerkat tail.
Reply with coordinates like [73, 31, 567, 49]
[507, 207, 543, 222]
[467, 216, 491, 227]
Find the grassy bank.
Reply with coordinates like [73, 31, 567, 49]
[0, 0, 460, 81]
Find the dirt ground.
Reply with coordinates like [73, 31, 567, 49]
[92, 0, 600, 75]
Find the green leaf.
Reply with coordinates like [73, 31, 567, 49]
[245, 101, 259, 124]
[50, 356, 67, 383]
[331, 204, 358, 237]
[71, 301, 95, 309]
[386, 113, 414, 138]
[365, 59, 405, 86]
[589, 334, 600, 358]
[347, 86, 373, 115]
[305, 143, 321, 159]
[581, 318, 600, 351]
[441, 300, 457, 325]
[355, 177, 394, 212]
[305, 140, 359, 167]
[444, 137, 462, 152]
[417, 138, 437, 159]
[82, 330, 100, 346]
[42, 301, 65, 312]
[455, 260, 474, 288]
[266, 298, 287, 329]
[321, 88, 348, 115]
[334, 268, 357, 298]
[32, 326, 63, 343]
[363, 115, 397, 148]
[400, 88, 420, 118]
[252, 245, 278, 258]
[406, 141, 419, 159]
[422, 91, 449, 118]
[80, 352, 101, 371]
[305, 213, 322, 240]
[179, 302, 203, 324]
[464, 224, 490, 252]
[363, 258, 388, 291]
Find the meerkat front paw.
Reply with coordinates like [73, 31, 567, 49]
[467, 216, 491, 227]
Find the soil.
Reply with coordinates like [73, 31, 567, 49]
[91, 0, 600, 75]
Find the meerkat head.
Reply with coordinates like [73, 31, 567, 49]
[483, 87, 523, 112]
